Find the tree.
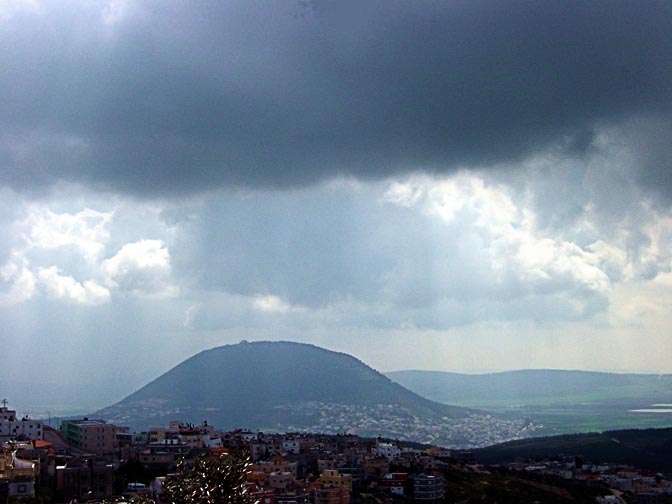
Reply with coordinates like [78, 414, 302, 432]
[161, 451, 253, 504]
[102, 451, 252, 504]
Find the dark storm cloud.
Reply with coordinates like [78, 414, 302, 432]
[620, 116, 672, 202]
[1, 0, 670, 195]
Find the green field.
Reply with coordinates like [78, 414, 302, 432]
[494, 401, 672, 435]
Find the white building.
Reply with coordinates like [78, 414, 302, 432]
[373, 441, 401, 462]
[283, 438, 301, 454]
[202, 434, 223, 448]
[0, 402, 43, 442]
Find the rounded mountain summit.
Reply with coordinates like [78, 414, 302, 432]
[96, 341, 473, 435]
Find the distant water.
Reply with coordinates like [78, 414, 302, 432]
[629, 404, 672, 413]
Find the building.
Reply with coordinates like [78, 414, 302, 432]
[413, 474, 444, 502]
[15, 439, 55, 485]
[363, 456, 389, 481]
[148, 427, 166, 444]
[56, 458, 114, 502]
[380, 472, 408, 495]
[0, 402, 43, 442]
[320, 469, 353, 492]
[372, 441, 400, 462]
[275, 492, 311, 504]
[138, 441, 190, 472]
[318, 454, 347, 472]
[269, 471, 294, 491]
[248, 486, 276, 504]
[60, 418, 118, 454]
[250, 456, 298, 478]
[283, 438, 301, 454]
[251, 441, 269, 461]
[0, 449, 36, 499]
[314, 485, 350, 504]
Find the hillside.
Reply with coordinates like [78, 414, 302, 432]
[475, 427, 672, 472]
[386, 369, 672, 434]
[96, 341, 534, 447]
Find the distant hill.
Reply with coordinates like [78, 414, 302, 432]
[475, 427, 672, 472]
[386, 369, 672, 434]
[386, 369, 672, 406]
[97, 341, 504, 445]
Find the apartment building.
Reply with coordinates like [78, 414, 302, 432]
[413, 474, 445, 502]
[60, 418, 118, 454]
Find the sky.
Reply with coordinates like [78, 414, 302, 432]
[1, 0, 672, 400]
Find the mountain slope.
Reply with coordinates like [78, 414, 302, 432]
[98, 341, 508, 445]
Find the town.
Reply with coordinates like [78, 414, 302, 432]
[268, 401, 538, 448]
[102, 398, 540, 450]
[1, 401, 671, 503]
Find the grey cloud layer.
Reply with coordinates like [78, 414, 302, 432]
[2, 0, 670, 195]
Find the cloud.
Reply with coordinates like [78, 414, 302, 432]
[2, 169, 668, 331]
[37, 266, 110, 304]
[398, 175, 614, 297]
[102, 239, 177, 297]
[0, 201, 179, 305]
[0, 205, 115, 304]
[609, 264, 672, 332]
[382, 181, 424, 208]
[0, 169, 671, 378]
[615, 115, 672, 202]
[0, 0, 40, 21]
[167, 174, 640, 329]
[0, 252, 36, 304]
[23, 207, 113, 262]
[0, 0, 669, 196]
[253, 294, 304, 314]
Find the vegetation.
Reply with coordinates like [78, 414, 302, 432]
[102, 451, 252, 504]
[475, 427, 672, 471]
[439, 465, 606, 503]
[162, 451, 252, 504]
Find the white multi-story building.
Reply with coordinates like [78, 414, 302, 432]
[372, 441, 400, 462]
[0, 402, 43, 442]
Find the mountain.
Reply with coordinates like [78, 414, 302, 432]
[475, 427, 672, 472]
[97, 341, 500, 445]
[385, 369, 672, 434]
